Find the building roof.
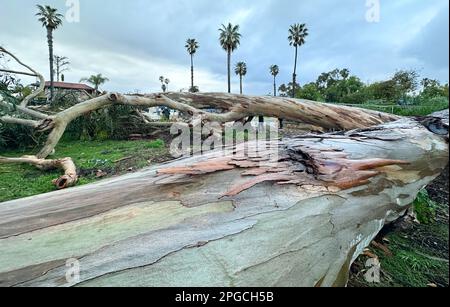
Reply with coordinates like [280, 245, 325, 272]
[44, 82, 95, 91]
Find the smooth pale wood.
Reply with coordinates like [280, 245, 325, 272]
[0, 116, 447, 287]
[0, 156, 77, 189]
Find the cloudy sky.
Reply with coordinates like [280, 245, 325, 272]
[1, 0, 448, 94]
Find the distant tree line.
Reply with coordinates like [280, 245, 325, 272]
[278, 68, 449, 105]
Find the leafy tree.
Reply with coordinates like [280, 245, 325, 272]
[79, 74, 109, 92]
[420, 78, 447, 99]
[316, 69, 341, 92]
[366, 80, 399, 103]
[297, 82, 323, 101]
[392, 69, 419, 100]
[189, 86, 199, 93]
[363, 70, 419, 104]
[314, 68, 364, 102]
[278, 82, 300, 97]
[234, 62, 247, 94]
[219, 23, 241, 93]
[288, 23, 308, 98]
[443, 83, 449, 98]
[36, 4, 63, 102]
[185, 38, 199, 91]
[341, 90, 370, 104]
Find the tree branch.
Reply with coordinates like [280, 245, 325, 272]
[0, 46, 46, 107]
[0, 155, 77, 189]
[0, 116, 39, 128]
[0, 68, 38, 77]
[0, 96, 48, 120]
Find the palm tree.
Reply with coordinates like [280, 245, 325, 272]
[340, 68, 350, 80]
[219, 23, 241, 93]
[159, 76, 170, 92]
[80, 74, 109, 92]
[270, 65, 280, 96]
[185, 38, 199, 92]
[288, 23, 308, 98]
[36, 5, 63, 102]
[234, 62, 247, 95]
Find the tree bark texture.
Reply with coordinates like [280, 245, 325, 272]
[0, 113, 447, 287]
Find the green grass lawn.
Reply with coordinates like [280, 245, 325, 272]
[0, 139, 170, 202]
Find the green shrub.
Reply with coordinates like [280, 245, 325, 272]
[413, 189, 437, 224]
[65, 105, 140, 141]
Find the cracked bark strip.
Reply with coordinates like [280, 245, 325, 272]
[157, 132, 412, 196]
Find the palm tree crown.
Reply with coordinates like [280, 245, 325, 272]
[185, 38, 199, 55]
[235, 62, 247, 77]
[270, 65, 279, 77]
[36, 5, 63, 29]
[219, 23, 241, 52]
[288, 23, 308, 47]
[80, 74, 109, 91]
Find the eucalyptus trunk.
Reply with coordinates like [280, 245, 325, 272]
[0, 108, 447, 287]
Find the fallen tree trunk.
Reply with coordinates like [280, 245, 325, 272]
[0, 113, 447, 287]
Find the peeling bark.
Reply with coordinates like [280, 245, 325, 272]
[0, 114, 447, 287]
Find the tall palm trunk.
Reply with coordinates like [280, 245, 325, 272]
[227, 50, 231, 93]
[273, 76, 277, 97]
[190, 54, 194, 90]
[47, 26, 55, 102]
[239, 75, 243, 95]
[292, 45, 298, 98]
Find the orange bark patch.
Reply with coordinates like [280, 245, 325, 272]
[157, 157, 235, 175]
[223, 173, 296, 197]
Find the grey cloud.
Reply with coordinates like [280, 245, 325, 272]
[0, 0, 448, 95]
